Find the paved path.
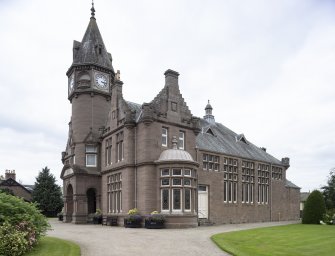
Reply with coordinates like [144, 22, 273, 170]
[48, 219, 298, 256]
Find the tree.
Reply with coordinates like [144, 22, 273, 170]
[302, 190, 326, 224]
[32, 167, 63, 217]
[321, 168, 335, 210]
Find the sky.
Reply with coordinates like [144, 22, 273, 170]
[0, 0, 334, 192]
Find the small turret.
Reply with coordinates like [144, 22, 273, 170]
[204, 100, 215, 124]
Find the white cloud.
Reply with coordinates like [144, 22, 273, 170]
[0, 0, 334, 191]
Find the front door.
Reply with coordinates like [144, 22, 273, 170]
[198, 185, 208, 219]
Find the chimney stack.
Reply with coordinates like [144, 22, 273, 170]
[5, 170, 16, 180]
[164, 69, 179, 88]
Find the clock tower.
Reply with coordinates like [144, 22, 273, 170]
[61, 3, 114, 223]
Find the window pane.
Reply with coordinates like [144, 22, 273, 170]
[162, 128, 167, 146]
[86, 154, 96, 166]
[162, 189, 169, 210]
[173, 178, 182, 186]
[161, 169, 170, 176]
[178, 131, 185, 150]
[173, 169, 182, 176]
[184, 169, 191, 176]
[173, 189, 181, 210]
[86, 145, 97, 153]
[198, 185, 207, 192]
[184, 179, 191, 186]
[185, 189, 191, 210]
[161, 179, 170, 186]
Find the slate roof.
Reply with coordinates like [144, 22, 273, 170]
[126, 101, 142, 121]
[285, 180, 301, 189]
[300, 192, 310, 201]
[72, 16, 114, 70]
[196, 119, 284, 165]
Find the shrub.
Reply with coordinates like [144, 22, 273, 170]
[0, 192, 50, 255]
[0, 192, 49, 238]
[302, 190, 326, 224]
[0, 222, 29, 256]
[323, 209, 335, 225]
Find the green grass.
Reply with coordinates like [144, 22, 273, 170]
[211, 224, 335, 256]
[25, 236, 80, 256]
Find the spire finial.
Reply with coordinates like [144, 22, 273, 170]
[91, 0, 95, 18]
[208, 100, 210, 104]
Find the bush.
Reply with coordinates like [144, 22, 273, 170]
[323, 209, 335, 225]
[0, 222, 29, 256]
[302, 190, 326, 224]
[0, 192, 50, 254]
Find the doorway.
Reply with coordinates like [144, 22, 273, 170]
[86, 188, 96, 214]
[198, 185, 208, 219]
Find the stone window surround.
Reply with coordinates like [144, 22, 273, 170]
[160, 168, 196, 213]
[107, 172, 122, 213]
[86, 145, 97, 167]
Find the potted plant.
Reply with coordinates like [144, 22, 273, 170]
[93, 209, 102, 224]
[145, 211, 165, 229]
[124, 208, 142, 228]
[57, 211, 63, 221]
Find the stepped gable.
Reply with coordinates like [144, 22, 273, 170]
[149, 69, 193, 124]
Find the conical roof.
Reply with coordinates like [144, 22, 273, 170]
[72, 8, 114, 71]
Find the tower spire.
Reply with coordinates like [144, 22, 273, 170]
[91, 0, 95, 18]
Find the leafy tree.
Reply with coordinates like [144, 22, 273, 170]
[302, 190, 326, 224]
[321, 168, 335, 210]
[0, 174, 4, 180]
[32, 167, 63, 217]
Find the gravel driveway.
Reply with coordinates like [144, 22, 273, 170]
[48, 219, 298, 256]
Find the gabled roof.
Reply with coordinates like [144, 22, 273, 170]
[0, 178, 33, 194]
[196, 119, 283, 165]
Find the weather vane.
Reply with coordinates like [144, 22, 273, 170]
[91, 0, 95, 18]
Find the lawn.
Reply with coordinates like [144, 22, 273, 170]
[25, 236, 80, 256]
[211, 224, 335, 256]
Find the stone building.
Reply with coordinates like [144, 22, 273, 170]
[0, 170, 33, 202]
[60, 4, 300, 227]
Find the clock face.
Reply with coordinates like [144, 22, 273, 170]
[95, 73, 108, 89]
[68, 75, 74, 93]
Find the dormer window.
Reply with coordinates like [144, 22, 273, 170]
[237, 134, 248, 144]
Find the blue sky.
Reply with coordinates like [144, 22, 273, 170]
[0, 0, 334, 191]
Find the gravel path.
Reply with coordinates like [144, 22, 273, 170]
[48, 219, 298, 256]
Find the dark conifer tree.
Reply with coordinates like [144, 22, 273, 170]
[302, 190, 326, 224]
[32, 167, 63, 217]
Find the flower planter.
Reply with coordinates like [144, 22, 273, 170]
[145, 220, 165, 229]
[93, 215, 102, 224]
[124, 217, 142, 228]
[58, 214, 63, 221]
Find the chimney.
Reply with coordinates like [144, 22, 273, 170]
[281, 157, 290, 166]
[164, 69, 179, 88]
[5, 170, 16, 180]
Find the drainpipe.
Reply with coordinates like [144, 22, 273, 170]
[134, 126, 137, 208]
[270, 163, 272, 222]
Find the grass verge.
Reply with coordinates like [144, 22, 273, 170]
[211, 224, 335, 256]
[25, 236, 80, 256]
